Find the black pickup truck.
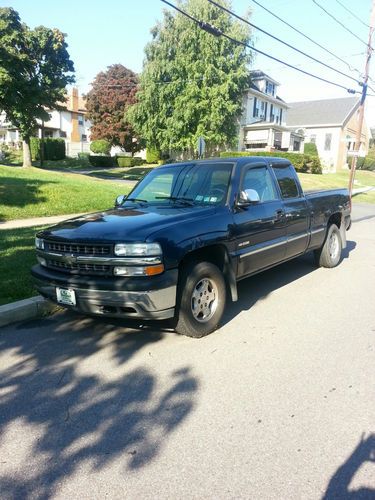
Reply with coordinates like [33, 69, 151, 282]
[32, 157, 351, 337]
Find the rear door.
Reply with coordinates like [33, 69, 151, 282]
[271, 163, 310, 259]
[233, 162, 287, 278]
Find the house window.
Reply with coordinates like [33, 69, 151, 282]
[270, 104, 274, 122]
[81, 134, 87, 142]
[324, 133, 332, 151]
[78, 114, 84, 125]
[253, 98, 261, 118]
[310, 134, 316, 144]
[60, 131, 67, 138]
[265, 81, 275, 96]
[44, 130, 53, 138]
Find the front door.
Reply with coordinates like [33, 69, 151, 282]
[232, 162, 287, 278]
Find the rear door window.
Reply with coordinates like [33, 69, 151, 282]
[272, 164, 300, 199]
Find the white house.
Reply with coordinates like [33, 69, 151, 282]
[286, 97, 369, 172]
[239, 70, 304, 153]
[0, 88, 91, 157]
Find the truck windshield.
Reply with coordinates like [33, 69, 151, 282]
[124, 163, 233, 206]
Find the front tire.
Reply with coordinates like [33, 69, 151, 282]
[174, 261, 226, 338]
[314, 224, 342, 268]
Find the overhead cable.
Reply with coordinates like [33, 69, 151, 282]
[312, 0, 370, 48]
[160, 0, 359, 95]
[207, 0, 361, 85]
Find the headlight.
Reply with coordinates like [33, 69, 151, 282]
[114, 242, 162, 257]
[35, 237, 44, 250]
[114, 264, 164, 276]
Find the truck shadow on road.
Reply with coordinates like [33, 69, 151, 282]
[221, 241, 356, 328]
[323, 433, 375, 499]
[0, 317, 198, 499]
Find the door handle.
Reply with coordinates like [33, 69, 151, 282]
[274, 209, 285, 221]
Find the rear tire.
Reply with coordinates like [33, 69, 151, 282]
[174, 261, 226, 338]
[314, 224, 342, 268]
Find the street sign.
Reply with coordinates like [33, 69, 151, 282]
[197, 136, 206, 157]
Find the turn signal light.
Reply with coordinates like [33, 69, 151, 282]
[144, 264, 164, 276]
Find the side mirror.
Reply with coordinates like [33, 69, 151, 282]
[238, 189, 260, 206]
[115, 195, 126, 207]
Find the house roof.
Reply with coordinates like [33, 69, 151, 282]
[250, 70, 280, 86]
[286, 97, 359, 127]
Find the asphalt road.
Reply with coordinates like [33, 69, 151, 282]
[1, 203, 375, 500]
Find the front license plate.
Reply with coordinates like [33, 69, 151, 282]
[56, 287, 76, 306]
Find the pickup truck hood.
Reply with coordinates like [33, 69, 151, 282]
[39, 205, 218, 243]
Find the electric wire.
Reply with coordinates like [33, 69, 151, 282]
[312, 0, 370, 48]
[161, 0, 360, 95]
[249, 0, 364, 77]
[334, 0, 370, 29]
[206, 0, 361, 85]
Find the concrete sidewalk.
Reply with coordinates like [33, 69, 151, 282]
[0, 213, 86, 230]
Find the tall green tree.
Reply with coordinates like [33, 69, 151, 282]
[86, 64, 142, 154]
[127, 0, 252, 157]
[0, 8, 74, 167]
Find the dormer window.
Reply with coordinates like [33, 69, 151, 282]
[265, 81, 275, 96]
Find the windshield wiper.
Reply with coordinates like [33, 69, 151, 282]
[124, 197, 148, 204]
[155, 196, 195, 206]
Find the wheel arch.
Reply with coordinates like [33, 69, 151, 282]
[179, 244, 238, 302]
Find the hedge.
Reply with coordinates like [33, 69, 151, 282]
[116, 156, 144, 167]
[90, 139, 111, 155]
[219, 151, 322, 174]
[146, 147, 160, 164]
[348, 155, 375, 171]
[88, 155, 115, 167]
[30, 137, 66, 161]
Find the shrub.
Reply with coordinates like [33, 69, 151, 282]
[146, 147, 160, 164]
[348, 155, 375, 171]
[219, 151, 322, 174]
[0, 145, 23, 165]
[89, 155, 115, 167]
[116, 156, 144, 167]
[30, 137, 65, 161]
[304, 142, 319, 156]
[90, 139, 111, 155]
[77, 152, 90, 162]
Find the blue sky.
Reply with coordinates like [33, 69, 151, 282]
[3, 0, 375, 125]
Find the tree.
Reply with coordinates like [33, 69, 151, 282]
[85, 64, 142, 155]
[127, 0, 252, 157]
[0, 7, 75, 167]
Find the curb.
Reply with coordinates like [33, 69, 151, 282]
[0, 296, 59, 328]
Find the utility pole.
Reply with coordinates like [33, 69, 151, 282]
[348, 0, 375, 198]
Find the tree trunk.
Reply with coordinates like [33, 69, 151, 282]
[22, 138, 32, 167]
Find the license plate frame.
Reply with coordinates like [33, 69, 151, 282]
[56, 287, 76, 306]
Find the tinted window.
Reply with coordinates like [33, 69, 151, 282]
[128, 163, 233, 205]
[272, 165, 299, 199]
[242, 166, 278, 202]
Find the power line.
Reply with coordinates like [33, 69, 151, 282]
[334, 0, 370, 28]
[161, 0, 360, 95]
[249, 0, 364, 77]
[312, 0, 370, 48]
[207, 0, 361, 85]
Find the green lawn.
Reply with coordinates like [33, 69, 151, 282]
[0, 165, 130, 221]
[0, 226, 44, 305]
[298, 170, 375, 204]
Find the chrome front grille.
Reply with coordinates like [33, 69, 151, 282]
[47, 259, 111, 275]
[46, 241, 110, 255]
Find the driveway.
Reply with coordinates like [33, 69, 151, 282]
[0, 204, 374, 499]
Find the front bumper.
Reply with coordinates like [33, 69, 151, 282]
[31, 265, 178, 320]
